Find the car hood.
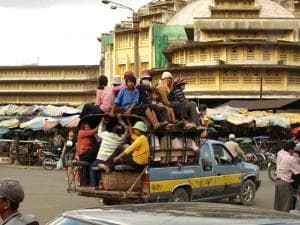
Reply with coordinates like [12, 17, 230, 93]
[61, 203, 300, 225]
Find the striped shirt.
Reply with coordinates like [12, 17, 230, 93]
[97, 121, 127, 161]
[172, 87, 185, 102]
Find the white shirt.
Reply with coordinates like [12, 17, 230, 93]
[276, 149, 300, 183]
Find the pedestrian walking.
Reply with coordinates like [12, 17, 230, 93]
[0, 178, 39, 225]
[274, 141, 300, 212]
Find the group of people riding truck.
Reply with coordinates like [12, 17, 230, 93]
[60, 70, 208, 189]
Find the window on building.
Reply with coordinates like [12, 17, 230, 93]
[293, 49, 300, 63]
[188, 49, 195, 63]
[213, 48, 220, 61]
[119, 64, 126, 74]
[184, 72, 197, 86]
[288, 72, 300, 85]
[263, 47, 271, 62]
[243, 71, 260, 84]
[265, 71, 282, 85]
[199, 48, 206, 62]
[246, 47, 255, 60]
[222, 70, 239, 84]
[199, 71, 215, 85]
[230, 47, 239, 61]
[179, 50, 185, 64]
[279, 47, 287, 62]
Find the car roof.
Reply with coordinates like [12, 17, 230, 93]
[58, 203, 300, 225]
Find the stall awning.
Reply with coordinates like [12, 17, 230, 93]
[222, 99, 299, 110]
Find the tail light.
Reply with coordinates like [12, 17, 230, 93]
[142, 170, 150, 201]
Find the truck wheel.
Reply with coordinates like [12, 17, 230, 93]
[239, 179, 256, 206]
[171, 188, 189, 202]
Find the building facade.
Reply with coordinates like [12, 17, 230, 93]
[0, 65, 99, 105]
[101, 0, 300, 102]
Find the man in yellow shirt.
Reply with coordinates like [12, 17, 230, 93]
[113, 121, 149, 171]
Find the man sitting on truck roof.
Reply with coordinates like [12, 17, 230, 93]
[89, 116, 127, 190]
[113, 121, 150, 171]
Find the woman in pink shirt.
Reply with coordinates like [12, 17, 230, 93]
[95, 75, 114, 113]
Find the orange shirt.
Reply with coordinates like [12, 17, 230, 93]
[76, 128, 97, 156]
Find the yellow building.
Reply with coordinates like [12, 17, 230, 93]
[102, 0, 300, 101]
[0, 65, 99, 105]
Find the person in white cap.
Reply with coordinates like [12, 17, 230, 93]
[156, 71, 186, 122]
[0, 178, 39, 225]
[224, 134, 244, 159]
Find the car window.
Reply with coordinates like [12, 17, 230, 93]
[47, 217, 90, 225]
[212, 144, 233, 165]
[200, 143, 212, 171]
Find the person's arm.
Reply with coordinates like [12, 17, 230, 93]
[126, 103, 136, 117]
[290, 157, 300, 175]
[97, 118, 105, 138]
[95, 90, 101, 106]
[78, 127, 98, 138]
[60, 143, 67, 159]
[236, 143, 244, 156]
[158, 85, 171, 106]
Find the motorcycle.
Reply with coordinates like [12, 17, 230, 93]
[42, 148, 61, 170]
[268, 157, 277, 182]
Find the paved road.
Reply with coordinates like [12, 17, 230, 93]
[0, 165, 275, 224]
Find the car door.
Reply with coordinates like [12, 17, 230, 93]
[212, 143, 242, 196]
[193, 143, 216, 200]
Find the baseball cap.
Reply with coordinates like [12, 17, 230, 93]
[112, 75, 121, 85]
[229, 134, 235, 139]
[0, 179, 24, 203]
[161, 71, 173, 80]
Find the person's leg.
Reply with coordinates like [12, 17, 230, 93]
[171, 101, 186, 121]
[89, 160, 101, 187]
[144, 107, 160, 128]
[186, 101, 200, 126]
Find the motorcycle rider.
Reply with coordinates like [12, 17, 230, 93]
[225, 134, 244, 160]
[0, 178, 39, 225]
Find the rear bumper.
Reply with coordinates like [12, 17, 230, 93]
[77, 187, 142, 202]
[255, 180, 261, 190]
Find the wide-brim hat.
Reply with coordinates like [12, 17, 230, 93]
[133, 121, 147, 133]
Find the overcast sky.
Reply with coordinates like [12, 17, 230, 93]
[0, 0, 150, 65]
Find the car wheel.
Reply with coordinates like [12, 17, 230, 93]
[171, 188, 189, 202]
[239, 179, 256, 206]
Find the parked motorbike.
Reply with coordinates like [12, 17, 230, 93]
[268, 157, 277, 182]
[42, 148, 61, 170]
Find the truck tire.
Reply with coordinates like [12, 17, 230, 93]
[171, 188, 189, 202]
[239, 179, 256, 206]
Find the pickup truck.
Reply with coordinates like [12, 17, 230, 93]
[77, 137, 261, 206]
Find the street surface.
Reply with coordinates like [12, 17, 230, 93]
[0, 165, 274, 224]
